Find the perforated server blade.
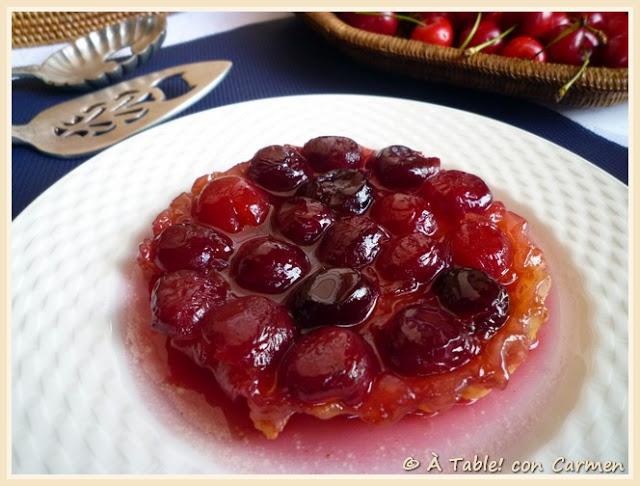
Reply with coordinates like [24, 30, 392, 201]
[12, 61, 232, 158]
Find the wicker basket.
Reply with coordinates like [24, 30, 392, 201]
[12, 12, 157, 48]
[301, 12, 627, 107]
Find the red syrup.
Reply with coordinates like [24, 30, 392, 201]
[123, 261, 577, 474]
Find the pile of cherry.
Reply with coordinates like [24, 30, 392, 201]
[339, 11, 628, 68]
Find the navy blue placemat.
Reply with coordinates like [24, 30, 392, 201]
[12, 16, 628, 219]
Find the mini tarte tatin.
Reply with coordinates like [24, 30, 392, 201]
[137, 136, 551, 439]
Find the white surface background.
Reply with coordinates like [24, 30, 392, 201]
[11, 11, 628, 147]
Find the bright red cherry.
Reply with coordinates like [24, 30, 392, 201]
[450, 218, 513, 280]
[435, 267, 510, 340]
[379, 303, 480, 376]
[302, 136, 362, 172]
[193, 176, 269, 233]
[232, 237, 310, 294]
[317, 216, 389, 268]
[458, 20, 505, 54]
[247, 144, 310, 193]
[546, 24, 598, 65]
[377, 233, 450, 285]
[421, 170, 492, 223]
[288, 267, 379, 329]
[370, 193, 438, 236]
[284, 327, 378, 405]
[201, 295, 296, 371]
[151, 270, 229, 341]
[339, 12, 398, 36]
[154, 222, 233, 272]
[411, 16, 454, 47]
[275, 197, 334, 245]
[501, 35, 546, 61]
[371, 145, 440, 190]
[517, 11, 570, 40]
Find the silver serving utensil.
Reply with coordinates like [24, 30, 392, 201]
[12, 14, 167, 89]
[12, 60, 232, 157]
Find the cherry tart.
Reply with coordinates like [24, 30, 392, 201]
[138, 135, 551, 439]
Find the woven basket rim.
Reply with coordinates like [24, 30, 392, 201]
[302, 12, 627, 93]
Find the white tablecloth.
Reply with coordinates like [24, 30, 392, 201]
[11, 12, 628, 147]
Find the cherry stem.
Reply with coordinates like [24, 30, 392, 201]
[459, 12, 482, 50]
[464, 25, 516, 56]
[557, 54, 591, 101]
[353, 11, 425, 27]
[585, 24, 608, 44]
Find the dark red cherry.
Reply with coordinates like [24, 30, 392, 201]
[602, 13, 628, 38]
[317, 216, 389, 268]
[546, 25, 598, 65]
[370, 193, 438, 236]
[339, 12, 398, 36]
[421, 170, 492, 222]
[302, 169, 373, 215]
[458, 20, 504, 54]
[275, 197, 334, 245]
[377, 234, 450, 285]
[154, 222, 233, 272]
[450, 218, 513, 280]
[435, 267, 510, 340]
[517, 11, 570, 40]
[501, 35, 546, 61]
[193, 176, 270, 233]
[151, 270, 229, 340]
[232, 237, 310, 294]
[598, 33, 628, 68]
[371, 145, 440, 191]
[302, 136, 362, 172]
[247, 144, 310, 193]
[410, 16, 454, 47]
[284, 327, 378, 405]
[379, 303, 480, 376]
[288, 268, 379, 329]
[201, 295, 296, 370]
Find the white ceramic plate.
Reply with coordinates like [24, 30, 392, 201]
[11, 95, 628, 474]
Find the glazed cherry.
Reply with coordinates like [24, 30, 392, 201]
[317, 216, 389, 268]
[302, 169, 373, 215]
[546, 25, 598, 65]
[435, 267, 510, 340]
[201, 295, 296, 370]
[371, 193, 438, 236]
[154, 222, 233, 272]
[422, 170, 492, 223]
[302, 136, 362, 172]
[411, 16, 454, 47]
[194, 176, 269, 233]
[501, 36, 546, 61]
[379, 303, 479, 376]
[517, 12, 570, 40]
[377, 233, 450, 285]
[151, 270, 229, 341]
[275, 197, 334, 245]
[247, 144, 310, 193]
[288, 268, 379, 329]
[232, 237, 310, 294]
[450, 218, 513, 280]
[458, 20, 505, 54]
[371, 145, 440, 191]
[284, 327, 378, 405]
[339, 12, 398, 36]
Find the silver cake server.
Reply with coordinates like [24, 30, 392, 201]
[12, 60, 232, 158]
[12, 14, 167, 89]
